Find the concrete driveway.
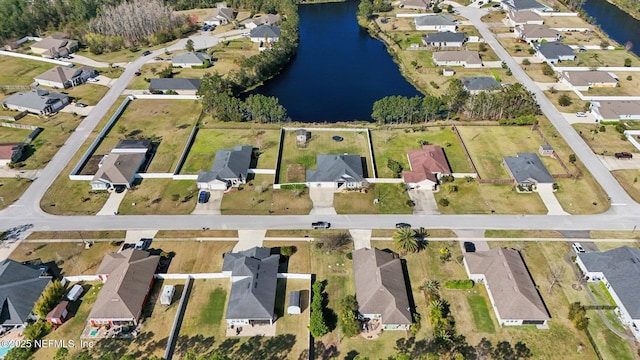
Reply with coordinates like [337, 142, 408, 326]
[309, 188, 336, 215]
[537, 187, 569, 215]
[97, 189, 127, 216]
[408, 189, 440, 215]
[350, 229, 372, 250]
[598, 155, 640, 170]
[233, 229, 266, 252]
[191, 190, 223, 215]
[59, 104, 93, 116]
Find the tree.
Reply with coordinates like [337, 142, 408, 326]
[542, 62, 555, 76]
[338, 295, 360, 337]
[624, 58, 632, 67]
[317, 232, 351, 253]
[475, 338, 493, 360]
[522, 58, 531, 65]
[558, 94, 572, 107]
[185, 38, 195, 52]
[54, 348, 69, 360]
[492, 341, 515, 360]
[387, 159, 403, 178]
[420, 280, 440, 302]
[393, 228, 420, 254]
[4, 347, 31, 360]
[478, 42, 487, 52]
[309, 281, 329, 337]
[514, 341, 533, 359]
[33, 280, 65, 318]
[23, 320, 52, 341]
[439, 247, 451, 262]
[547, 266, 565, 294]
[357, 0, 373, 22]
[569, 153, 576, 164]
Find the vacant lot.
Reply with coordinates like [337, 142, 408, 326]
[92, 99, 201, 173]
[278, 130, 372, 183]
[64, 84, 109, 106]
[333, 183, 414, 214]
[586, 73, 640, 96]
[457, 126, 567, 178]
[157, 240, 236, 273]
[612, 169, 640, 203]
[371, 127, 472, 178]
[0, 126, 30, 143]
[221, 174, 312, 215]
[0, 178, 33, 209]
[522, 63, 559, 82]
[573, 123, 637, 155]
[118, 179, 198, 215]
[575, 50, 640, 68]
[0, 55, 56, 85]
[498, 37, 534, 57]
[181, 128, 280, 174]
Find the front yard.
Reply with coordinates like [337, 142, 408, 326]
[118, 179, 198, 215]
[0, 177, 32, 210]
[612, 169, 640, 203]
[573, 123, 638, 155]
[333, 183, 414, 214]
[221, 174, 313, 215]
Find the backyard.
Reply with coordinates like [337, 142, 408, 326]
[333, 183, 414, 214]
[0, 55, 56, 85]
[575, 50, 640, 68]
[156, 240, 236, 273]
[64, 84, 109, 106]
[0, 177, 32, 210]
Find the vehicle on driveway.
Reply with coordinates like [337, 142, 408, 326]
[142, 50, 152, 56]
[134, 71, 142, 76]
[576, 112, 587, 117]
[615, 152, 633, 159]
[312, 221, 330, 229]
[198, 191, 210, 204]
[135, 238, 152, 250]
[395, 223, 411, 229]
[75, 103, 87, 108]
[572, 242, 585, 253]
[87, 77, 99, 82]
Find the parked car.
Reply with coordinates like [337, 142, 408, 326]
[75, 103, 87, 108]
[198, 191, 210, 204]
[142, 50, 152, 56]
[572, 242, 585, 253]
[615, 152, 633, 159]
[154, 56, 163, 61]
[134, 71, 142, 76]
[578, 46, 587, 52]
[135, 238, 152, 250]
[312, 221, 330, 229]
[576, 112, 587, 117]
[87, 77, 99, 82]
[395, 223, 411, 229]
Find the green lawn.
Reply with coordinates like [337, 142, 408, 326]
[64, 84, 109, 106]
[0, 126, 31, 143]
[575, 50, 640, 68]
[333, 183, 414, 214]
[467, 294, 496, 333]
[200, 287, 226, 325]
[573, 124, 637, 156]
[0, 55, 56, 85]
[587, 314, 635, 360]
[612, 170, 640, 203]
[16, 113, 83, 169]
[118, 179, 197, 215]
[220, 174, 312, 215]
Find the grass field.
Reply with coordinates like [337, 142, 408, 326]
[467, 293, 496, 333]
[221, 174, 312, 215]
[333, 183, 414, 214]
[118, 179, 198, 215]
[262, 241, 312, 273]
[544, 90, 590, 114]
[0, 55, 56, 85]
[27, 231, 125, 240]
[64, 84, 109, 106]
[484, 230, 564, 238]
[575, 50, 640, 68]
[278, 129, 372, 183]
[155, 230, 238, 238]
[370, 127, 472, 178]
[612, 169, 640, 203]
[498, 38, 535, 57]
[587, 314, 635, 360]
[181, 128, 280, 174]
[573, 123, 637, 155]
[157, 241, 236, 273]
[0, 126, 30, 142]
[371, 228, 457, 238]
[522, 63, 559, 82]
[0, 177, 32, 210]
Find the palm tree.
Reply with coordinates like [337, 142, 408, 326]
[393, 228, 420, 254]
[420, 280, 440, 302]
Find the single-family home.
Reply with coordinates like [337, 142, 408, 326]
[222, 247, 279, 327]
[2, 88, 69, 115]
[414, 15, 457, 32]
[400, 0, 431, 11]
[30, 34, 78, 58]
[576, 246, 640, 341]
[590, 100, 640, 122]
[245, 14, 281, 30]
[306, 154, 367, 190]
[46, 301, 70, 328]
[502, 152, 555, 190]
[0, 259, 51, 329]
[352, 248, 412, 330]
[507, 10, 544, 26]
[250, 25, 281, 43]
[197, 145, 253, 190]
[464, 248, 550, 326]
[402, 145, 452, 190]
[34, 66, 96, 89]
[88, 249, 159, 327]
[149, 78, 202, 95]
[203, 6, 237, 26]
[533, 41, 575, 64]
[171, 52, 212, 68]
[462, 76, 502, 94]
[422, 32, 467, 49]
[0, 143, 20, 166]
[90, 139, 151, 191]
[559, 71, 618, 91]
[516, 24, 560, 43]
[432, 50, 483, 67]
[502, 0, 546, 12]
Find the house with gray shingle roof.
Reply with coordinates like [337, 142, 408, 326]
[414, 14, 457, 32]
[91, 139, 151, 191]
[533, 41, 575, 64]
[516, 24, 560, 44]
[171, 52, 212, 68]
[197, 145, 253, 190]
[2, 88, 69, 115]
[576, 246, 640, 341]
[462, 76, 502, 94]
[149, 78, 202, 95]
[352, 248, 412, 330]
[502, 0, 546, 12]
[306, 154, 367, 190]
[34, 66, 95, 89]
[559, 71, 618, 91]
[223, 247, 279, 327]
[204, 6, 237, 26]
[502, 152, 555, 190]
[0, 259, 51, 328]
[30, 34, 78, 58]
[464, 248, 550, 326]
[250, 25, 281, 43]
[245, 14, 281, 30]
[507, 10, 544, 26]
[422, 32, 467, 49]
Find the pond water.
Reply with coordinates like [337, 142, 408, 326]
[582, 0, 640, 57]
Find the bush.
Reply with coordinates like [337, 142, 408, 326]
[430, 81, 440, 89]
[280, 246, 296, 257]
[625, 58, 632, 67]
[444, 280, 474, 289]
[542, 63, 555, 76]
[627, 75, 633, 81]
[280, 184, 307, 190]
[438, 198, 450, 207]
[192, 60, 212, 69]
[498, 114, 538, 125]
[387, 159, 404, 178]
[558, 94, 572, 107]
[309, 281, 329, 337]
[522, 58, 531, 65]
[600, 40, 610, 49]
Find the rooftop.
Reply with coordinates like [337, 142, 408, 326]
[415, 14, 456, 26]
[306, 154, 365, 182]
[462, 76, 501, 91]
[402, 145, 451, 183]
[503, 152, 555, 184]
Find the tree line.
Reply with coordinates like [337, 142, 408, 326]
[371, 80, 541, 124]
[197, 83, 289, 123]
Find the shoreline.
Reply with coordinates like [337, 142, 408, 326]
[602, 0, 640, 21]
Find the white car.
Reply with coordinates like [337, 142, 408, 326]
[572, 242, 585, 253]
[87, 77, 99, 83]
[576, 112, 587, 117]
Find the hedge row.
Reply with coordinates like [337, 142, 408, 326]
[280, 184, 307, 190]
[444, 280, 474, 289]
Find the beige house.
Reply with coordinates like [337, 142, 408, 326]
[30, 34, 78, 58]
[399, 0, 431, 11]
[559, 71, 618, 91]
[204, 6, 236, 26]
[432, 50, 483, 67]
[591, 100, 640, 122]
[507, 10, 544, 26]
[516, 24, 560, 43]
[34, 66, 95, 89]
[91, 139, 151, 191]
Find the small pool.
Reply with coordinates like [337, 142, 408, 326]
[0, 344, 15, 359]
[90, 329, 99, 336]
[332, 136, 343, 142]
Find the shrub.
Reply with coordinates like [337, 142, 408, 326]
[627, 75, 633, 81]
[542, 63, 555, 76]
[192, 60, 212, 69]
[600, 40, 610, 49]
[558, 94, 572, 107]
[280, 184, 307, 190]
[624, 58, 632, 67]
[522, 58, 531, 65]
[387, 159, 404, 178]
[569, 154, 576, 163]
[438, 198, 450, 207]
[444, 280, 474, 289]
[528, 47, 536, 55]
[498, 114, 538, 125]
[430, 81, 440, 89]
[615, 123, 626, 134]
[280, 246, 296, 257]
[309, 282, 329, 337]
[599, 125, 606, 132]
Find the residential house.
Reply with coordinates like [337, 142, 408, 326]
[502, 152, 555, 190]
[402, 145, 452, 190]
[432, 50, 483, 67]
[502, 0, 546, 12]
[462, 76, 502, 94]
[352, 248, 412, 330]
[88, 249, 159, 327]
[34, 66, 96, 89]
[30, 34, 78, 58]
[559, 71, 618, 91]
[422, 32, 467, 49]
[0, 143, 20, 166]
[46, 301, 70, 328]
[516, 24, 560, 43]
[576, 246, 640, 341]
[149, 78, 202, 95]
[0, 259, 51, 329]
[250, 25, 281, 43]
[222, 247, 279, 327]
[591, 100, 640, 122]
[414, 15, 457, 32]
[306, 154, 367, 190]
[538, 145, 554, 157]
[197, 145, 253, 190]
[91, 139, 151, 191]
[204, 6, 236, 26]
[2, 88, 69, 115]
[400, 0, 431, 11]
[464, 248, 550, 326]
[245, 14, 281, 30]
[171, 52, 212, 68]
[507, 10, 544, 26]
[533, 41, 575, 64]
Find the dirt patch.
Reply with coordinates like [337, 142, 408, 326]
[79, 155, 104, 175]
[286, 164, 306, 183]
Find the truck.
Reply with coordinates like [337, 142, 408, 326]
[615, 152, 633, 159]
[312, 221, 330, 229]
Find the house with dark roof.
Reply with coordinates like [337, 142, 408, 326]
[172, 52, 212, 68]
[245, 14, 281, 30]
[204, 6, 237, 26]
[30, 34, 78, 58]
[250, 25, 281, 43]
[507, 10, 544, 26]
[306, 154, 367, 190]
[400, 0, 431, 11]
[0, 259, 51, 328]
[222, 247, 279, 327]
[559, 71, 618, 91]
[464, 248, 550, 326]
[352, 248, 412, 330]
[402, 145, 451, 190]
[149, 78, 202, 95]
[501, 0, 546, 12]
[46, 301, 69, 328]
[414, 15, 457, 32]
[0, 143, 20, 166]
[516, 24, 560, 43]
[197, 145, 253, 190]
[462, 76, 502, 94]
[91, 139, 151, 191]
[432, 50, 483, 67]
[590, 100, 640, 122]
[576, 246, 640, 341]
[533, 41, 575, 64]
[34, 66, 96, 89]
[88, 249, 159, 328]
[2, 88, 69, 115]
[502, 152, 555, 190]
[422, 32, 467, 49]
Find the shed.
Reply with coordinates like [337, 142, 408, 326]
[66, 284, 84, 301]
[296, 129, 309, 146]
[539, 145, 554, 157]
[161, 285, 176, 306]
[443, 68, 455, 77]
[287, 291, 301, 315]
[46, 301, 69, 327]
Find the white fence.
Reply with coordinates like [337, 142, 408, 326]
[453, 173, 477, 178]
[69, 175, 93, 181]
[537, 11, 579, 17]
[173, 174, 198, 180]
[16, 36, 42, 45]
[0, 50, 72, 67]
[366, 178, 403, 183]
[132, 94, 199, 100]
[64, 275, 101, 282]
[138, 173, 174, 179]
[277, 273, 312, 279]
[248, 169, 276, 174]
[396, 13, 428, 18]
[624, 130, 640, 152]
[155, 273, 228, 280]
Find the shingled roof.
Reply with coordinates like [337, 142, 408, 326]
[197, 145, 252, 184]
[503, 152, 555, 185]
[402, 145, 451, 184]
[306, 154, 365, 182]
[0, 259, 51, 326]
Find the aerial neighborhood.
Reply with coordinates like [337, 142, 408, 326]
[0, 0, 640, 359]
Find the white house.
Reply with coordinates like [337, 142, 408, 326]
[533, 41, 575, 64]
[2, 88, 69, 115]
[591, 100, 640, 122]
[422, 32, 467, 49]
[432, 51, 483, 68]
[203, 6, 236, 26]
[34, 66, 95, 89]
[516, 24, 560, 43]
[306, 154, 367, 190]
[90, 139, 151, 191]
[250, 25, 281, 43]
[559, 71, 618, 92]
[171, 52, 212, 68]
[414, 14, 457, 32]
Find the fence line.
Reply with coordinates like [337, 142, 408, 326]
[366, 129, 377, 178]
[0, 122, 38, 130]
[452, 125, 481, 179]
[0, 50, 72, 66]
[164, 276, 193, 360]
[63, 275, 101, 282]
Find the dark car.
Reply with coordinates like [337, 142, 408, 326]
[142, 50, 152, 56]
[312, 221, 330, 229]
[198, 191, 210, 204]
[395, 223, 411, 229]
[134, 71, 142, 76]
[615, 152, 633, 159]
